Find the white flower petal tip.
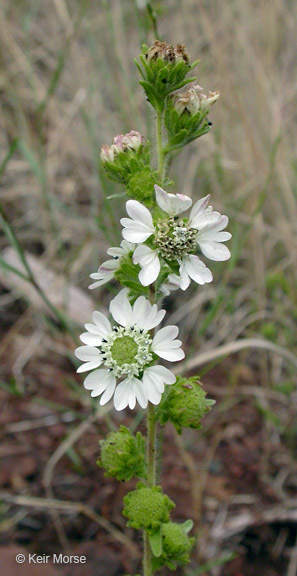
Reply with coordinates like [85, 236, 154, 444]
[121, 200, 154, 243]
[155, 184, 192, 216]
[152, 325, 185, 362]
[133, 245, 161, 286]
[179, 255, 213, 290]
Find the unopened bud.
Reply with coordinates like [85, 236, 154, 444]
[122, 130, 145, 151]
[101, 131, 145, 164]
[123, 483, 175, 534]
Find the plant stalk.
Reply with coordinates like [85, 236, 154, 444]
[143, 402, 156, 576]
[156, 107, 166, 183]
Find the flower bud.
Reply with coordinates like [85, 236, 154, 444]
[123, 483, 175, 534]
[122, 130, 145, 151]
[156, 376, 215, 434]
[158, 522, 195, 570]
[97, 426, 146, 481]
[100, 131, 145, 164]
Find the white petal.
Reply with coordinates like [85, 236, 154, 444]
[114, 379, 131, 411]
[152, 325, 179, 348]
[80, 332, 103, 346]
[198, 240, 231, 261]
[155, 185, 192, 216]
[155, 348, 185, 362]
[179, 269, 191, 291]
[120, 200, 154, 243]
[91, 312, 112, 336]
[121, 219, 154, 243]
[188, 195, 210, 226]
[143, 376, 162, 404]
[142, 305, 166, 331]
[132, 296, 151, 329]
[107, 246, 125, 257]
[146, 365, 176, 385]
[126, 199, 154, 228]
[88, 276, 111, 289]
[190, 209, 221, 230]
[200, 214, 229, 235]
[77, 360, 103, 373]
[133, 245, 161, 286]
[100, 379, 117, 405]
[84, 369, 115, 398]
[121, 223, 154, 243]
[180, 255, 213, 286]
[75, 346, 100, 362]
[109, 293, 133, 327]
[152, 327, 184, 362]
[133, 377, 148, 409]
[128, 388, 137, 410]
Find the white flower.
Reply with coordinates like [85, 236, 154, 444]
[120, 185, 231, 290]
[75, 290, 184, 411]
[173, 85, 220, 116]
[89, 240, 135, 289]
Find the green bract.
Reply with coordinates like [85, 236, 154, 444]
[152, 521, 195, 571]
[123, 483, 175, 534]
[156, 376, 215, 433]
[97, 426, 146, 482]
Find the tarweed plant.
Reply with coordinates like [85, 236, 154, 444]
[75, 40, 231, 575]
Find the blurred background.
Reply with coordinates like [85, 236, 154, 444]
[0, 1, 297, 575]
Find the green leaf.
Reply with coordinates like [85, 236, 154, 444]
[149, 528, 162, 557]
[181, 519, 194, 534]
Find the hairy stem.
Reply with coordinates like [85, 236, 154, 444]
[143, 403, 156, 576]
[156, 107, 165, 183]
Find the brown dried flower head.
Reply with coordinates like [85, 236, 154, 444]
[146, 40, 189, 64]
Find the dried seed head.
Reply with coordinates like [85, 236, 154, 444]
[146, 40, 189, 64]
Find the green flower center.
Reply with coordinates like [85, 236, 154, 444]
[111, 336, 138, 366]
[154, 217, 197, 261]
[100, 326, 153, 378]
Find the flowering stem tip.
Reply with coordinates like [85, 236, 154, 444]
[74, 39, 230, 576]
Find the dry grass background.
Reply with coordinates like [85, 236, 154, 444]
[0, 1, 297, 574]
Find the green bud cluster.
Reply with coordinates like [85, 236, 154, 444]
[152, 521, 195, 571]
[123, 483, 175, 534]
[97, 426, 146, 481]
[156, 376, 215, 433]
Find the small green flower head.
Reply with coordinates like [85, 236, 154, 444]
[97, 426, 146, 481]
[159, 521, 195, 570]
[156, 376, 215, 434]
[123, 483, 175, 534]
